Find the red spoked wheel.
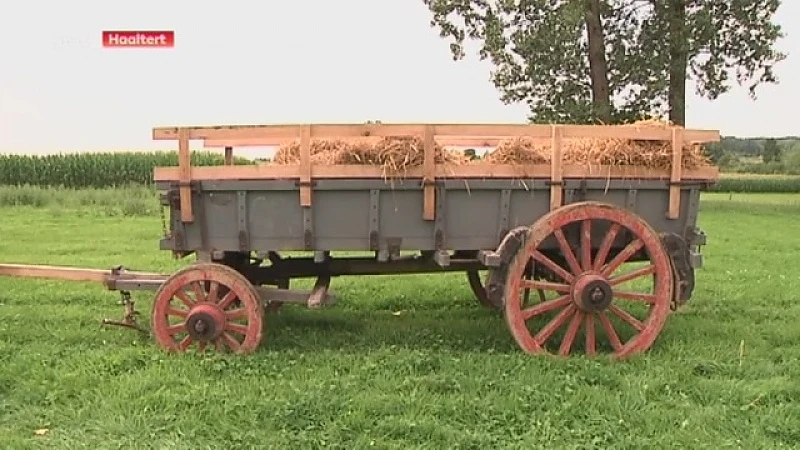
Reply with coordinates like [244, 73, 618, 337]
[504, 202, 673, 360]
[151, 262, 264, 354]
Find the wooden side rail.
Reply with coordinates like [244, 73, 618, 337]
[152, 123, 720, 223]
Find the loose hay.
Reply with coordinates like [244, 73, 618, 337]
[485, 120, 713, 169]
[483, 136, 550, 164]
[274, 136, 468, 177]
[270, 120, 713, 173]
[272, 139, 351, 165]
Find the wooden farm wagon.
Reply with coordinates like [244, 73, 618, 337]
[0, 122, 720, 360]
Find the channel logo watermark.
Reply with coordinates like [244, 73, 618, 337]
[102, 30, 174, 48]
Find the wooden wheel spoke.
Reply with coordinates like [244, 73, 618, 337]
[614, 290, 657, 304]
[610, 264, 656, 286]
[522, 280, 571, 294]
[197, 340, 207, 352]
[207, 281, 220, 303]
[222, 332, 241, 352]
[521, 295, 571, 321]
[580, 219, 592, 271]
[593, 223, 621, 270]
[225, 308, 247, 320]
[585, 314, 596, 356]
[558, 310, 584, 356]
[226, 322, 249, 336]
[166, 323, 186, 336]
[598, 312, 623, 351]
[178, 335, 193, 350]
[213, 338, 224, 352]
[531, 250, 574, 283]
[608, 305, 645, 332]
[553, 229, 582, 275]
[174, 289, 195, 308]
[190, 281, 207, 303]
[601, 238, 644, 277]
[217, 290, 238, 310]
[167, 307, 188, 318]
[533, 304, 577, 346]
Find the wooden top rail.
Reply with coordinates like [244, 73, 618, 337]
[153, 122, 720, 224]
[153, 122, 720, 144]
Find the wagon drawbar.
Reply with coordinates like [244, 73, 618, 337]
[0, 122, 719, 360]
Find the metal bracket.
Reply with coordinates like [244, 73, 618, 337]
[302, 206, 314, 250]
[433, 250, 450, 267]
[236, 191, 249, 251]
[369, 189, 380, 251]
[434, 185, 447, 250]
[626, 189, 638, 210]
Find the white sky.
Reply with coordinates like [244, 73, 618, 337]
[0, 0, 796, 156]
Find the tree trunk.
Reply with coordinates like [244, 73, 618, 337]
[668, 0, 687, 126]
[583, 0, 612, 123]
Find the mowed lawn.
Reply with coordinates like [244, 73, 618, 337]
[0, 189, 799, 449]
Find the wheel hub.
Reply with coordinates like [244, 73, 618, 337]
[572, 273, 613, 312]
[185, 303, 226, 341]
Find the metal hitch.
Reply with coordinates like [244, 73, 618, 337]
[101, 290, 148, 334]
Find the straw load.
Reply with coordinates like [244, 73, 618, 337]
[269, 119, 713, 175]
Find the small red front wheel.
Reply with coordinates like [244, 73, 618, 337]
[151, 262, 264, 354]
[504, 202, 673, 360]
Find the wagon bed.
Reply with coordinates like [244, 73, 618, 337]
[1, 122, 720, 360]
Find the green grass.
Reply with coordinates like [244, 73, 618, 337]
[1, 190, 799, 448]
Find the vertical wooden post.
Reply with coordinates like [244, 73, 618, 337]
[299, 125, 312, 207]
[224, 146, 233, 165]
[178, 128, 194, 222]
[549, 125, 563, 210]
[668, 127, 684, 219]
[423, 125, 436, 221]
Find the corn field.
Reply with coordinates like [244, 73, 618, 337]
[0, 151, 797, 192]
[710, 174, 800, 193]
[0, 151, 253, 188]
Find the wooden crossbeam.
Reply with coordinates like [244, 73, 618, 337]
[153, 123, 720, 143]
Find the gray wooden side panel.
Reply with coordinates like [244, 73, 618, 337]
[159, 179, 704, 253]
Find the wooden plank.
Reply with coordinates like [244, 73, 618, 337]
[423, 125, 436, 221]
[0, 264, 111, 282]
[0, 264, 165, 283]
[154, 163, 719, 182]
[668, 127, 684, 219]
[153, 123, 720, 144]
[224, 146, 233, 165]
[299, 125, 312, 207]
[203, 136, 517, 148]
[177, 129, 194, 222]
[550, 125, 563, 210]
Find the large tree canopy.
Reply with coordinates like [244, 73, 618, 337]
[423, 0, 786, 125]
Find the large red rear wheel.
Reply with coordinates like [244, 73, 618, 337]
[151, 262, 264, 354]
[504, 202, 673, 360]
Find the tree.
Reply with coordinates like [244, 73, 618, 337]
[761, 138, 781, 163]
[422, 0, 786, 125]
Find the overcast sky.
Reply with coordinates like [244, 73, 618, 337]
[0, 0, 796, 155]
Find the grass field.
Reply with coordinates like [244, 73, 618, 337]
[1, 188, 799, 449]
